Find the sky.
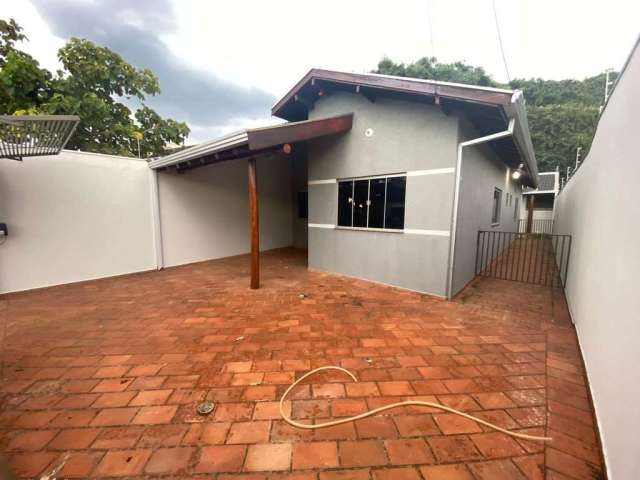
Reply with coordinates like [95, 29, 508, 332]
[2, 0, 639, 143]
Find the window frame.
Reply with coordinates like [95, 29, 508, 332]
[491, 187, 502, 226]
[336, 173, 407, 232]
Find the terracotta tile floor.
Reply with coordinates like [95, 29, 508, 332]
[0, 248, 604, 479]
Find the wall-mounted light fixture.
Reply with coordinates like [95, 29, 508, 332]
[511, 163, 525, 180]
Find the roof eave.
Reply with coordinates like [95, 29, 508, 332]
[148, 131, 249, 170]
[504, 91, 539, 188]
[149, 113, 354, 171]
[271, 68, 515, 120]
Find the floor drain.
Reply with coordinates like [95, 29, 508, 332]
[196, 400, 215, 416]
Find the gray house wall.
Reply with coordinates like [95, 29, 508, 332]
[552, 38, 640, 480]
[306, 92, 458, 296]
[451, 119, 522, 295]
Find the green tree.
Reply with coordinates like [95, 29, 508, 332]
[0, 18, 51, 113]
[374, 57, 614, 173]
[1, 18, 26, 64]
[376, 56, 498, 87]
[526, 104, 599, 172]
[510, 72, 616, 171]
[0, 19, 189, 157]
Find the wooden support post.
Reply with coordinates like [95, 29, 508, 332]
[248, 157, 259, 289]
[526, 195, 534, 234]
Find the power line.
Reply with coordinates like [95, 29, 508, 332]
[492, 0, 511, 84]
[426, 0, 436, 58]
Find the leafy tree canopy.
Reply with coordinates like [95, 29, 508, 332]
[376, 56, 496, 87]
[0, 18, 189, 157]
[375, 57, 616, 173]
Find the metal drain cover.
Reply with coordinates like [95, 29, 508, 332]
[196, 400, 215, 416]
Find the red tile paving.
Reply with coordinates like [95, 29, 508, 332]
[0, 248, 605, 478]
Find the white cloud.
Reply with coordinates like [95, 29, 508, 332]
[188, 116, 283, 144]
[2, 0, 639, 142]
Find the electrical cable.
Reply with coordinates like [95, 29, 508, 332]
[280, 365, 552, 442]
[492, 0, 511, 84]
[426, 0, 436, 58]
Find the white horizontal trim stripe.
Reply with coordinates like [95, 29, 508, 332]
[407, 167, 455, 177]
[308, 179, 337, 185]
[308, 223, 335, 229]
[309, 168, 455, 184]
[523, 190, 556, 195]
[339, 173, 406, 181]
[403, 229, 450, 236]
[336, 226, 402, 233]
[310, 225, 450, 237]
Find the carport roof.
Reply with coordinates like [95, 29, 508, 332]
[148, 113, 353, 172]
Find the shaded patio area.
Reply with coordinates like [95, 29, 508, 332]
[0, 248, 603, 479]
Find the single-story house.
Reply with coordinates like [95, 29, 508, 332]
[150, 69, 538, 298]
[0, 69, 538, 298]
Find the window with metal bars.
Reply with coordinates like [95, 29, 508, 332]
[337, 175, 406, 230]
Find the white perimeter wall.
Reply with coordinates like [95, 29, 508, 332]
[0, 151, 295, 294]
[158, 155, 293, 267]
[0, 151, 156, 294]
[553, 39, 640, 480]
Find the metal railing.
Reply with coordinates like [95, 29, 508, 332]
[517, 219, 554, 235]
[475, 231, 571, 287]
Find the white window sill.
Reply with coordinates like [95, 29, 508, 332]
[491, 223, 500, 227]
[335, 226, 404, 233]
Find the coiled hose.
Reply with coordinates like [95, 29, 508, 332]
[279, 365, 551, 442]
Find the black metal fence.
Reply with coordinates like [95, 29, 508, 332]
[475, 231, 571, 287]
[517, 219, 554, 234]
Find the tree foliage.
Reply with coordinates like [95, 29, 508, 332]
[0, 19, 51, 113]
[0, 18, 26, 66]
[374, 57, 615, 173]
[376, 56, 497, 87]
[0, 18, 189, 157]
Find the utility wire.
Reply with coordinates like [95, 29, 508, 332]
[426, 0, 436, 58]
[492, 0, 511, 84]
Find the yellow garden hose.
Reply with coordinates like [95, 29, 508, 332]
[279, 365, 552, 442]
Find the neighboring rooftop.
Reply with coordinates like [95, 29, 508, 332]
[524, 171, 559, 194]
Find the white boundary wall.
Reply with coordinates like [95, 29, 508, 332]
[0, 151, 294, 294]
[553, 39, 640, 480]
[0, 151, 156, 293]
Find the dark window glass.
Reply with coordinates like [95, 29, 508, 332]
[492, 188, 502, 224]
[385, 177, 406, 229]
[352, 179, 369, 228]
[535, 193, 555, 209]
[368, 178, 386, 228]
[297, 191, 308, 219]
[337, 181, 353, 227]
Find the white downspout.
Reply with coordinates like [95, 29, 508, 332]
[446, 118, 515, 299]
[149, 168, 164, 270]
